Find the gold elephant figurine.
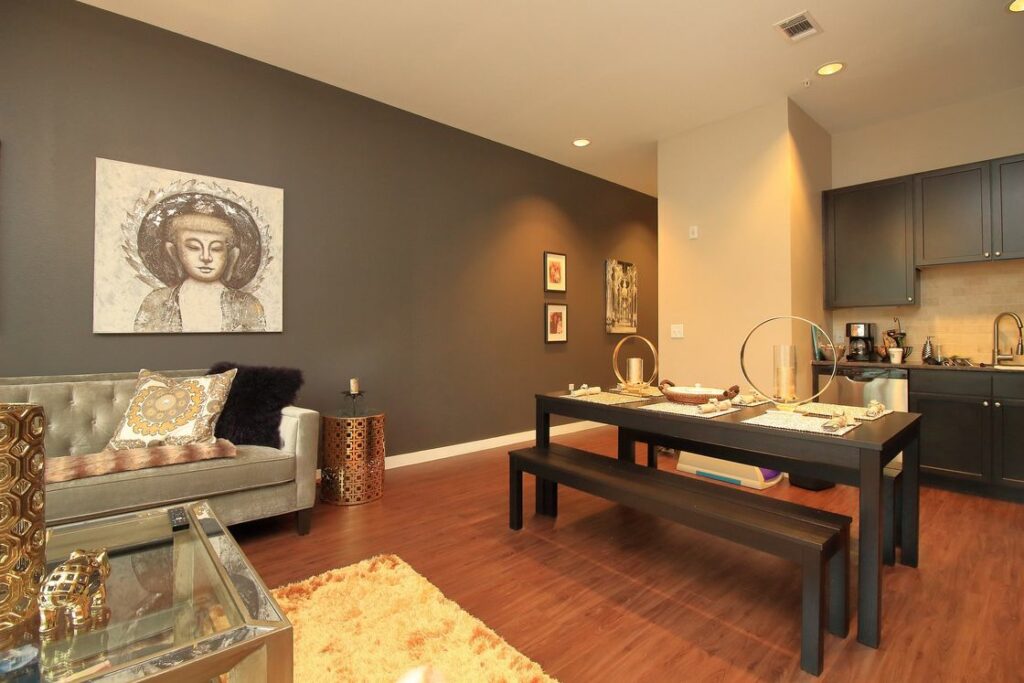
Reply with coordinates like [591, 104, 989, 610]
[39, 549, 111, 639]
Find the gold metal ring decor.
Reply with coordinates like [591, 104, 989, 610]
[739, 315, 837, 409]
[612, 335, 660, 396]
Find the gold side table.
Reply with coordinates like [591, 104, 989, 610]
[319, 413, 386, 505]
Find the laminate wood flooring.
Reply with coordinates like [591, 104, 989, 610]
[233, 427, 1024, 682]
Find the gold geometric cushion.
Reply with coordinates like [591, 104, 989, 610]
[105, 368, 237, 450]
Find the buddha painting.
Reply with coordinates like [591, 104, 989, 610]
[93, 158, 283, 334]
[134, 193, 266, 332]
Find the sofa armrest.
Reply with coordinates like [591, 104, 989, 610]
[280, 405, 320, 509]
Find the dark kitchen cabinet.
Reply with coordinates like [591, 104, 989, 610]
[824, 177, 916, 308]
[992, 154, 1024, 261]
[993, 398, 1024, 489]
[909, 392, 990, 482]
[914, 161, 991, 265]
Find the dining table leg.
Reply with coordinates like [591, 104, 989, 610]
[900, 429, 920, 567]
[617, 429, 636, 463]
[535, 401, 556, 515]
[858, 448, 884, 648]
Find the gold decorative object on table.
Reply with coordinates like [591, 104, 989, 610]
[611, 334, 662, 397]
[320, 413, 386, 505]
[0, 403, 47, 651]
[739, 315, 838, 410]
[39, 549, 111, 640]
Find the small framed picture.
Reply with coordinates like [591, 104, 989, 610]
[545, 304, 567, 343]
[543, 252, 566, 292]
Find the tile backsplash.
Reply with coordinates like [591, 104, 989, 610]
[832, 260, 1024, 363]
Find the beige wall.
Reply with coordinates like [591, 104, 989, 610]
[833, 261, 1024, 363]
[658, 99, 830, 395]
[832, 84, 1024, 188]
[831, 84, 1024, 365]
[788, 101, 833, 395]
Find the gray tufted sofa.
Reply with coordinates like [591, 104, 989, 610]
[0, 370, 319, 533]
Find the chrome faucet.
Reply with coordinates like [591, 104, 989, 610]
[992, 312, 1024, 365]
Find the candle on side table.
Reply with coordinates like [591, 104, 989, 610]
[349, 378, 360, 394]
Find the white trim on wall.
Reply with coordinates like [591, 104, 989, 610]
[384, 421, 603, 470]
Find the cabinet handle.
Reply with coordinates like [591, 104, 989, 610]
[995, 402, 1002, 408]
[984, 252, 991, 258]
[995, 251, 1002, 257]
[983, 401, 990, 407]
[907, 296, 913, 302]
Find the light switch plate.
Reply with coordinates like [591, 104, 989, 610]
[688, 225, 699, 239]
[670, 324, 684, 339]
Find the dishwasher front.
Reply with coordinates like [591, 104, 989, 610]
[816, 366, 909, 413]
[791, 366, 909, 490]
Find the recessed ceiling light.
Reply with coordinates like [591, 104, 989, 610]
[1009, 0, 1024, 12]
[816, 62, 845, 76]
[572, 138, 591, 147]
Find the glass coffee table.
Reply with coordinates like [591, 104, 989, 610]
[1, 501, 291, 681]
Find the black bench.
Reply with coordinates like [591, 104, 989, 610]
[509, 444, 851, 676]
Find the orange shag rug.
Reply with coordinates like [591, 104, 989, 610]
[271, 555, 556, 683]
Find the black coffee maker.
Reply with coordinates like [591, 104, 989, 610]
[846, 322, 875, 361]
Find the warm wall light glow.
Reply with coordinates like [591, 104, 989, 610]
[816, 62, 845, 76]
[572, 138, 591, 147]
[1009, 0, 1024, 12]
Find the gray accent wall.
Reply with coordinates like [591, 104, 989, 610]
[0, 0, 657, 454]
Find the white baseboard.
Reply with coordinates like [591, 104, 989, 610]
[384, 421, 603, 470]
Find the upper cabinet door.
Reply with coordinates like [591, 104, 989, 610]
[914, 161, 991, 265]
[825, 177, 916, 308]
[992, 154, 1024, 261]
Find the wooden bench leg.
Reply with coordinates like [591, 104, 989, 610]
[646, 442, 657, 468]
[535, 478, 558, 517]
[801, 555, 826, 676]
[510, 458, 523, 530]
[828, 525, 850, 638]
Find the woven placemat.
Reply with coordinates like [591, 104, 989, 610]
[732, 398, 773, 408]
[565, 391, 648, 405]
[638, 402, 742, 419]
[742, 410, 859, 436]
[796, 403, 894, 421]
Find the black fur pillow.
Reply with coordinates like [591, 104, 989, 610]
[208, 362, 304, 448]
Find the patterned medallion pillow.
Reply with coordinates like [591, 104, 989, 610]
[106, 369, 237, 450]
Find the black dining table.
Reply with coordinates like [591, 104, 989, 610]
[535, 392, 921, 649]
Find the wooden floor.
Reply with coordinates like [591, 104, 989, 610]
[234, 427, 1024, 682]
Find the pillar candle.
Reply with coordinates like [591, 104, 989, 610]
[626, 357, 643, 385]
[350, 378, 360, 394]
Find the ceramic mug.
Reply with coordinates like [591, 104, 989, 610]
[887, 347, 904, 364]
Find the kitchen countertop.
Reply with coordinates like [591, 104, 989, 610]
[810, 359, 1024, 373]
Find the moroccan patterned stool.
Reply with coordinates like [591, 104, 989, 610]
[319, 414, 386, 505]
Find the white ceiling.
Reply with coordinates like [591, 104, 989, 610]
[80, 0, 1024, 196]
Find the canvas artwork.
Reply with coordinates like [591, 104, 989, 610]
[93, 158, 283, 333]
[545, 304, 567, 343]
[544, 251, 566, 292]
[605, 259, 638, 333]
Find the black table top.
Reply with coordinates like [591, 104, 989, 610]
[538, 392, 921, 454]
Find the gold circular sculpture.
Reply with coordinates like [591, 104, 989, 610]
[612, 334, 659, 395]
[739, 316, 837, 407]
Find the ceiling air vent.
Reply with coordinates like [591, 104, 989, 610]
[774, 11, 821, 42]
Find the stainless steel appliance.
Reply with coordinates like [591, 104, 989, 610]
[846, 322, 875, 362]
[792, 366, 909, 490]
[818, 366, 909, 413]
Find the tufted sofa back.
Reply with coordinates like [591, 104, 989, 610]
[0, 370, 204, 457]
